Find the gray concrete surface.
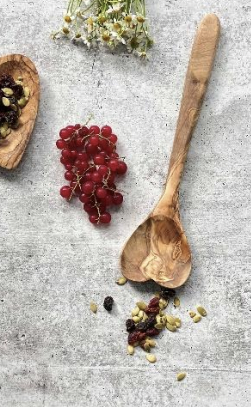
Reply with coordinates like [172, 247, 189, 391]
[0, 0, 251, 406]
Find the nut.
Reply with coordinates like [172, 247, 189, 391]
[2, 87, 14, 96]
[136, 301, 147, 311]
[90, 302, 97, 313]
[159, 298, 168, 310]
[132, 316, 141, 323]
[142, 312, 148, 321]
[154, 323, 165, 330]
[116, 276, 127, 285]
[138, 310, 144, 319]
[127, 345, 134, 355]
[193, 314, 202, 323]
[177, 372, 186, 381]
[173, 297, 180, 307]
[131, 306, 140, 317]
[24, 87, 30, 98]
[189, 311, 196, 318]
[141, 341, 151, 352]
[2, 97, 10, 107]
[146, 339, 156, 347]
[18, 98, 27, 108]
[197, 305, 207, 317]
[0, 127, 7, 138]
[166, 322, 176, 332]
[146, 354, 156, 363]
[165, 315, 176, 326]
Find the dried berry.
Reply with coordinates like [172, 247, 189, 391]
[0, 74, 15, 89]
[145, 306, 159, 315]
[126, 319, 135, 332]
[128, 331, 141, 345]
[160, 288, 176, 300]
[136, 322, 148, 332]
[103, 296, 114, 311]
[145, 328, 160, 337]
[5, 110, 18, 125]
[138, 332, 147, 342]
[148, 297, 160, 307]
[145, 315, 156, 329]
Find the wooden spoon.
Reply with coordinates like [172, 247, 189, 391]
[121, 14, 220, 288]
[0, 54, 39, 169]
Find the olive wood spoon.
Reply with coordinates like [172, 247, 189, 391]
[0, 54, 39, 169]
[121, 14, 220, 288]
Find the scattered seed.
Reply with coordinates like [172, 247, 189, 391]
[24, 87, 30, 98]
[166, 322, 177, 332]
[159, 298, 168, 310]
[174, 297, 180, 307]
[193, 314, 202, 323]
[146, 354, 156, 363]
[131, 306, 140, 317]
[0, 127, 7, 138]
[175, 321, 181, 328]
[90, 302, 97, 313]
[189, 311, 196, 318]
[127, 345, 134, 355]
[165, 315, 176, 326]
[15, 80, 23, 85]
[141, 341, 151, 352]
[2, 87, 14, 96]
[132, 316, 141, 323]
[136, 301, 147, 311]
[146, 339, 156, 347]
[197, 305, 207, 317]
[2, 97, 10, 107]
[116, 276, 127, 285]
[6, 128, 11, 136]
[2, 122, 9, 131]
[142, 312, 148, 322]
[154, 323, 165, 330]
[138, 310, 144, 319]
[18, 98, 27, 108]
[177, 372, 186, 381]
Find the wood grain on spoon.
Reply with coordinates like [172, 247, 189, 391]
[121, 14, 220, 288]
[0, 54, 39, 169]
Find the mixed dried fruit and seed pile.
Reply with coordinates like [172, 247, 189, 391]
[0, 74, 30, 139]
[56, 123, 127, 224]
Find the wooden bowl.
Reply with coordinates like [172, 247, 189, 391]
[0, 54, 39, 169]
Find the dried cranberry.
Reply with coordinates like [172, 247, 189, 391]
[103, 296, 114, 311]
[148, 297, 160, 307]
[146, 328, 160, 337]
[138, 332, 147, 341]
[145, 315, 156, 329]
[145, 306, 159, 315]
[128, 331, 141, 345]
[126, 319, 135, 332]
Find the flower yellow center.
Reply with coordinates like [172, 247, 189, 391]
[137, 16, 145, 23]
[98, 15, 106, 24]
[102, 33, 110, 42]
[64, 16, 72, 23]
[124, 15, 132, 23]
[113, 23, 121, 30]
[63, 27, 70, 34]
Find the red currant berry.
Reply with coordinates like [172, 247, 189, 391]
[109, 134, 117, 144]
[75, 124, 81, 129]
[79, 126, 89, 136]
[108, 159, 118, 172]
[91, 171, 103, 183]
[60, 156, 70, 166]
[77, 152, 88, 161]
[89, 135, 99, 146]
[70, 150, 78, 160]
[79, 194, 90, 203]
[64, 171, 75, 181]
[70, 181, 81, 196]
[89, 214, 99, 224]
[62, 149, 72, 159]
[82, 181, 95, 195]
[84, 202, 94, 213]
[110, 152, 119, 159]
[117, 161, 127, 174]
[60, 186, 72, 199]
[99, 138, 109, 151]
[113, 192, 123, 205]
[98, 165, 109, 177]
[106, 144, 115, 154]
[56, 139, 67, 149]
[65, 164, 73, 171]
[99, 151, 107, 158]
[100, 212, 111, 224]
[59, 128, 70, 140]
[96, 187, 107, 199]
[101, 125, 112, 137]
[105, 194, 113, 206]
[93, 154, 105, 165]
[89, 125, 100, 135]
[86, 143, 98, 155]
[79, 161, 89, 172]
[75, 137, 83, 147]
[84, 172, 93, 182]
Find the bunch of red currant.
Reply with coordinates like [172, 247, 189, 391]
[56, 123, 127, 224]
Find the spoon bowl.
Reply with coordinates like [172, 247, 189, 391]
[0, 54, 39, 169]
[121, 14, 220, 288]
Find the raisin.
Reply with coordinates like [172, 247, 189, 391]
[148, 297, 160, 307]
[126, 319, 135, 332]
[5, 111, 18, 125]
[160, 288, 176, 300]
[12, 84, 24, 99]
[138, 332, 146, 341]
[103, 296, 114, 311]
[128, 331, 141, 345]
[145, 315, 156, 329]
[146, 328, 160, 337]
[136, 322, 148, 332]
[0, 74, 15, 88]
[145, 306, 159, 315]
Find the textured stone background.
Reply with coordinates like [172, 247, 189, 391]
[0, 0, 251, 406]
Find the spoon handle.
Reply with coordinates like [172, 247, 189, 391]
[164, 14, 220, 205]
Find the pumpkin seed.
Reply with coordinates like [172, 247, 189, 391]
[15, 80, 23, 85]
[127, 345, 134, 355]
[2, 87, 13, 96]
[132, 316, 141, 323]
[10, 103, 17, 111]
[146, 354, 156, 363]
[2, 97, 10, 107]
[197, 305, 207, 317]
[90, 302, 97, 313]
[146, 339, 156, 347]
[173, 297, 180, 307]
[166, 322, 176, 332]
[159, 310, 165, 316]
[136, 301, 147, 311]
[24, 87, 30, 98]
[6, 129, 11, 136]
[159, 298, 168, 309]
[138, 310, 144, 319]
[175, 321, 181, 328]
[177, 372, 186, 381]
[154, 323, 165, 330]
[2, 123, 9, 131]
[131, 306, 140, 317]
[18, 98, 27, 108]
[17, 76, 23, 81]
[142, 342, 151, 352]
[142, 312, 148, 321]
[193, 314, 202, 323]
[116, 276, 127, 285]
[0, 127, 7, 138]
[189, 311, 196, 318]
[166, 315, 176, 326]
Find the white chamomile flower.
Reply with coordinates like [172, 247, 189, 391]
[107, 2, 124, 14]
[63, 11, 76, 23]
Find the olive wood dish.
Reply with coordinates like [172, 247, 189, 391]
[121, 14, 220, 288]
[0, 54, 39, 169]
